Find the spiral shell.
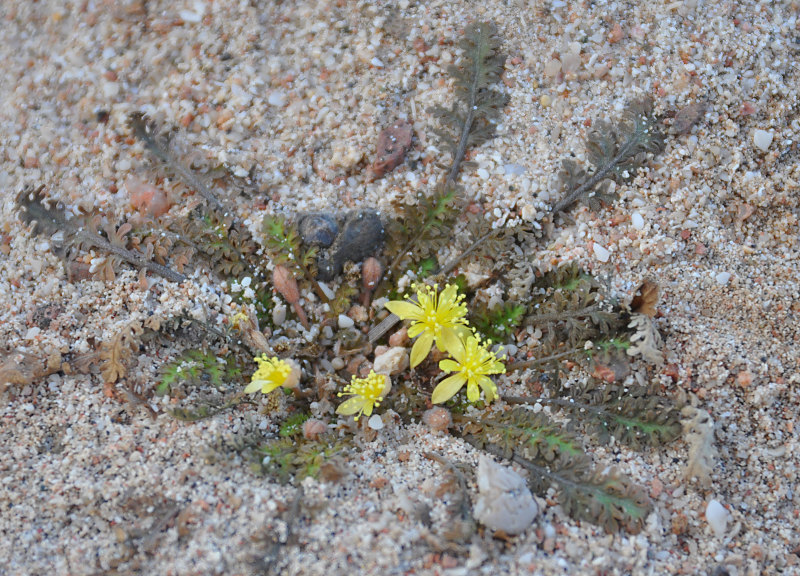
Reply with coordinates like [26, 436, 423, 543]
[298, 213, 338, 248]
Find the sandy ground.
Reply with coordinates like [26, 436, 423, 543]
[1, 1, 799, 575]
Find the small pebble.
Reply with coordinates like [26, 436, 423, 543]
[543, 59, 561, 78]
[372, 346, 409, 376]
[268, 91, 286, 107]
[338, 314, 355, 329]
[272, 304, 287, 326]
[715, 271, 731, 286]
[367, 414, 384, 430]
[503, 163, 526, 176]
[179, 9, 203, 23]
[539, 94, 552, 108]
[752, 129, 773, 152]
[706, 499, 730, 537]
[631, 212, 645, 230]
[388, 326, 409, 347]
[331, 357, 346, 371]
[593, 243, 611, 262]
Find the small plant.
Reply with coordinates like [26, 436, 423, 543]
[14, 20, 698, 539]
[157, 349, 230, 396]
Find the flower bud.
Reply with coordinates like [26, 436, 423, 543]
[272, 265, 299, 304]
[362, 257, 383, 291]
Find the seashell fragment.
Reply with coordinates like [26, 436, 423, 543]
[298, 213, 339, 248]
[473, 455, 539, 535]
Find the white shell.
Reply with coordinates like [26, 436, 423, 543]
[706, 499, 730, 538]
[473, 456, 539, 535]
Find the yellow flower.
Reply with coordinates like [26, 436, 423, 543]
[244, 355, 300, 394]
[384, 283, 468, 368]
[433, 334, 505, 404]
[336, 371, 391, 421]
[230, 309, 249, 330]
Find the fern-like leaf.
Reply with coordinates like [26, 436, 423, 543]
[129, 113, 224, 212]
[431, 21, 508, 183]
[16, 186, 186, 283]
[552, 98, 665, 214]
[557, 466, 651, 534]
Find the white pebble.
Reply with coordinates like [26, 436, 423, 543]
[318, 282, 336, 301]
[477, 168, 490, 180]
[474, 456, 539, 535]
[331, 357, 346, 370]
[631, 212, 645, 230]
[706, 499, 730, 537]
[753, 129, 773, 152]
[503, 163, 526, 176]
[593, 243, 610, 262]
[268, 91, 286, 107]
[367, 414, 384, 430]
[179, 10, 203, 23]
[272, 304, 287, 326]
[715, 271, 731, 286]
[102, 81, 119, 98]
[370, 57, 384, 68]
[338, 314, 355, 329]
[24, 327, 41, 340]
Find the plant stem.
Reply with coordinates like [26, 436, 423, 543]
[505, 347, 584, 372]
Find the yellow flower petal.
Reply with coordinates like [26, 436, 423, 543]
[478, 376, 498, 402]
[438, 326, 464, 355]
[432, 373, 467, 404]
[384, 283, 468, 368]
[407, 322, 426, 339]
[384, 300, 423, 320]
[438, 358, 461, 372]
[336, 396, 366, 416]
[466, 381, 481, 402]
[410, 331, 434, 368]
[244, 380, 262, 394]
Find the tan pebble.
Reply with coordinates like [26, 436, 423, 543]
[358, 362, 374, 378]
[388, 326, 409, 347]
[373, 345, 388, 357]
[607, 22, 624, 43]
[346, 355, 366, 375]
[373, 346, 409, 375]
[303, 419, 327, 440]
[747, 543, 765, 562]
[347, 304, 368, 323]
[422, 407, 452, 432]
[650, 477, 664, 499]
[539, 94, 552, 108]
[736, 370, 753, 388]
